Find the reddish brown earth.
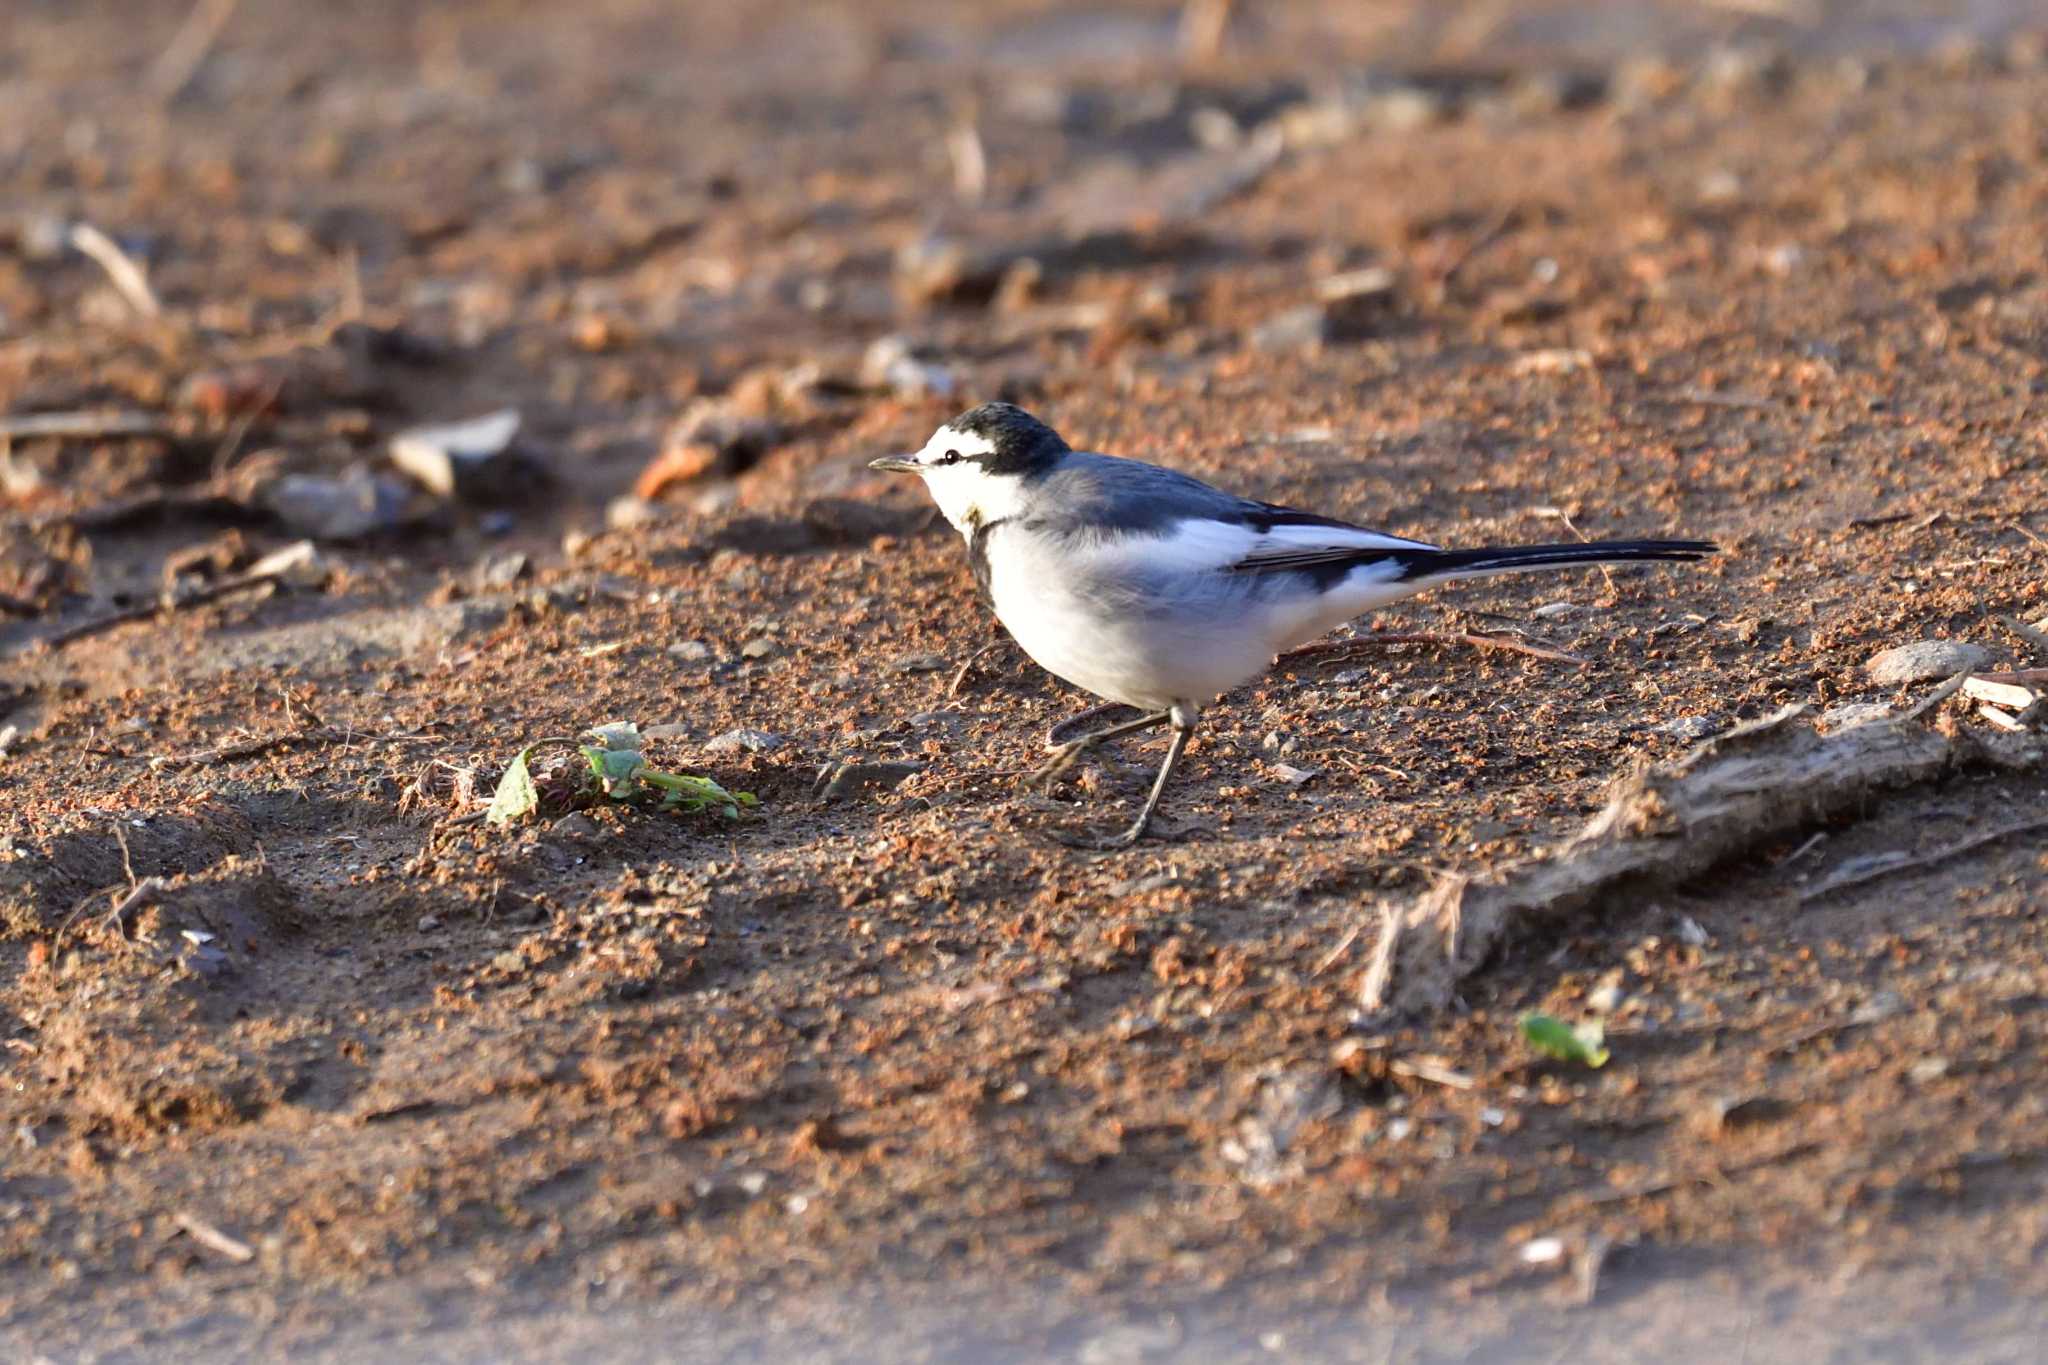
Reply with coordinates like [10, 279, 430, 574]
[5, 3, 2048, 1360]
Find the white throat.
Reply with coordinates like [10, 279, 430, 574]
[922, 463, 1033, 536]
[903, 424, 1035, 536]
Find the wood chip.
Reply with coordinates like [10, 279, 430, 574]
[173, 1211, 255, 1263]
[1963, 670, 2046, 711]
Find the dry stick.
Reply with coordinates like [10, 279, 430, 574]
[152, 0, 242, 101]
[2000, 615, 2048, 658]
[1178, 0, 1234, 63]
[67, 224, 162, 319]
[36, 565, 290, 650]
[1360, 708, 2048, 1017]
[172, 1211, 255, 1263]
[1311, 922, 1364, 977]
[0, 410, 168, 442]
[1389, 1057, 1477, 1090]
[1534, 506, 1617, 595]
[946, 638, 1013, 698]
[1798, 816, 2048, 904]
[1280, 631, 1587, 668]
[105, 876, 167, 936]
[150, 727, 434, 771]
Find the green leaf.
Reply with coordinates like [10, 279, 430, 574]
[1520, 1013, 1610, 1069]
[582, 721, 645, 753]
[486, 746, 541, 826]
[583, 744, 647, 798]
[640, 768, 751, 818]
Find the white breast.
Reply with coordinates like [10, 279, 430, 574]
[980, 523, 1278, 709]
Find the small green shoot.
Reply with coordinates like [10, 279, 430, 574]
[483, 722, 757, 826]
[1520, 1013, 1610, 1069]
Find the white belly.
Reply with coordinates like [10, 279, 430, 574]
[980, 523, 1432, 709]
[983, 529, 1276, 709]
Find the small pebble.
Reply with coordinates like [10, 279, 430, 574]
[1908, 1057, 1950, 1085]
[705, 728, 785, 754]
[550, 812, 602, 839]
[893, 653, 946, 673]
[668, 640, 714, 662]
[1864, 639, 1991, 685]
[739, 638, 778, 660]
[1655, 715, 1717, 742]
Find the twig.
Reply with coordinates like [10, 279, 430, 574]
[152, 0, 242, 102]
[1178, 0, 1234, 64]
[0, 591, 41, 617]
[148, 727, 434, 771]
[36, 565, 291, 650]
[1999, 615, 2048, 659]
[105, 876, 168, 935]
[1280, 631, 1587, 668]
[946, 96, 987, 203]
[67, 224, 162, 319]
[1434, 207, 1517, 296]
[947, 638, 1013, 698]
[1661, 387, 1775, 409]
[1389, 1056, 1477, 1090]
[114, 824, 138, 886]
[1312, 922, 1364, 977]
[172, 1210, 255, 1263]
[1898, 670, 1970, 723]
[1530, 507, 1616, 594]
[1799, 816, 2048, 904]
[0, 411, 168, 443]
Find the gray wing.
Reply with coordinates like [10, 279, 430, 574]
[1032, 452, 1435, 567]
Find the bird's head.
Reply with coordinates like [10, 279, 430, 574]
[869, 402, 1069, 533]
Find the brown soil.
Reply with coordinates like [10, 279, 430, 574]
[5, 3, 2048, 1360]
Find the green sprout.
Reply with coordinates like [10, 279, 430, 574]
[486, 722, 757, 826]
[1520, 1013, 1610, 1069]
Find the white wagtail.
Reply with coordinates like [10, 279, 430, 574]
[871, 403, 1716, 849]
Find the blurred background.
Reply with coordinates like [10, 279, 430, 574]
[7, 0, 2048, 577]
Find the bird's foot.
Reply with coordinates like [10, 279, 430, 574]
[1045, 703, 1142, 749]
[1021, 740, 1090, 792]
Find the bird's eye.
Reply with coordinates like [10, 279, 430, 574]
[939, 449, 963, 465]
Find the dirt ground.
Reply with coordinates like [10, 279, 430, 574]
[5, 2, 2048, 1360]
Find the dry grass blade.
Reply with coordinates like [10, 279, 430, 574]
[152, 0, 242, 101]
[1280, 631, 1587, 669]
[1799, 816, 2048, 903]
[172, 1211, 255, 1263]
[0, 411, 168, 442]
[67, 224, 162, 318]
[35, 564, 297, 651]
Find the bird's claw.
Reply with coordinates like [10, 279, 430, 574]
[1021, 740, 1088, 792]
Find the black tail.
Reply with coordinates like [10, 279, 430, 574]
[1397, 539, 1718, 581]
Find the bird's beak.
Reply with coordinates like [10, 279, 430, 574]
[868, 454, 921, 474]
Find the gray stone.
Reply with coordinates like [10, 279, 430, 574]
[1864, 640, 1991, 685]
[705, 728, 785, 754]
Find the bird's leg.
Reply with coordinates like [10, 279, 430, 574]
[1024, 708, 1170, 791]
[1052, 717, 1195, 850]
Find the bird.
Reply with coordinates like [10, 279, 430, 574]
[870, 402, 1716, 849]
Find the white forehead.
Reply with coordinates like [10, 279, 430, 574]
[916, 424, 996, 464]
